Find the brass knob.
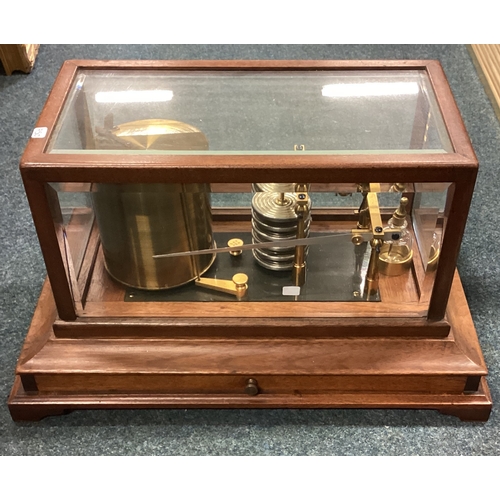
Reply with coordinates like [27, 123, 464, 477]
[232, 273, 248, 286]
[228, 238, 243, 256]
[245, 378, 259, 396]
[232, 273, 248, 299]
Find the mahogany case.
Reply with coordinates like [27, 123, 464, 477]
[8, 59, 491, 421]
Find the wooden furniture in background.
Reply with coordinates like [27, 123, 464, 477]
[469, 44, 500, 121]
[0, 44, 39, 75]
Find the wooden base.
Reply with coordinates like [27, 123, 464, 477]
[8, 375, 492, 422]
[8, 272, 492, 422]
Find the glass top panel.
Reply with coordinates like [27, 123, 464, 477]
[47, 68, 453, 155]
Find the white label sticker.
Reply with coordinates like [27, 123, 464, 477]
[32, 127, 48, 138]
[282, 286, 301, 296]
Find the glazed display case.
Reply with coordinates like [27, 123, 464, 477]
[8, 60, 491, 421]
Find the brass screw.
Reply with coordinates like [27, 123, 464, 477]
[351, 234, 364, 246]
[275, 192, 286, 206]
[228, 238, 243, 256]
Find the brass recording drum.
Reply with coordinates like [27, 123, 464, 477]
[92, 119, 215, 290]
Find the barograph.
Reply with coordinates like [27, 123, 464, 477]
[9, 60, 491, 421]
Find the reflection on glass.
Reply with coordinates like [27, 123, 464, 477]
[322, 81, 419, 98]
[94, 90, 174, 103]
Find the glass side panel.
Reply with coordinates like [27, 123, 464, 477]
[48, 183, 95, 304]
[47, 69, 453, 155]
[48, 181, 448, 313]
[412, 183, 450, 272]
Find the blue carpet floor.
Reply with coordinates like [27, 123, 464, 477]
[1, 44, 499, 455]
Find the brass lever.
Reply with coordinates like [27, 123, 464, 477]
[195, 273, 249, 299]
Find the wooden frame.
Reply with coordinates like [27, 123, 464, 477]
[9, 60, 491, 421]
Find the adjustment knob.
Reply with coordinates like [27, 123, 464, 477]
[228, 238, 244, 256]
[245, 378, 259, 396]
[232, 273, 248, 300]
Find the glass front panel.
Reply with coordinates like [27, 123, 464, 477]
[49, 181, 449, 312]
[47, 69, 453, 155]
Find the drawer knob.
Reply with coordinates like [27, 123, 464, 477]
[245, 378, 259, 396]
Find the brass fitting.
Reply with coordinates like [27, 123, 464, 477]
[195, 273, 248, 300]
[227, 238, 244, 257]
[292, 192, 310, 287]
[364, 237, 383, 298]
